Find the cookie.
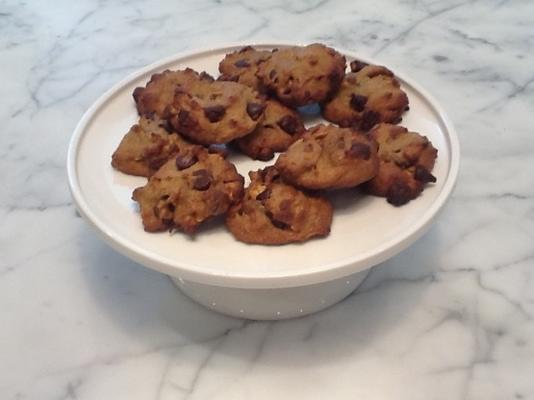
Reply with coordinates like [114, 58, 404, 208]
[226, 167, 333, 245]
[167, 80, 266, 145]
[132, 68, 212, 118]
[257, 43, 346, 107]
[275, 124, 379, 190]
[365, 123, 437, 206]
[322, 64, 409, 130]
[111, 116, 196, 177]
[234, 99, 305, 161]
[218, 46, 272, 91]
[132, 148, 244, 233]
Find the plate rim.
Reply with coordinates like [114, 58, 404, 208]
[67, 41, 460, 289]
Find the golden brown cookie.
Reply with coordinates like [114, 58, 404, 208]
[322, 64, 409, 130]
[275, 124, 379, 190]
[111, 116, 196, 177]
[226, 167, 333, 245]
[166, 80, 266, 145]
[365, 123, 437, 206]
[132, 148, 244, 233]
[234, 99, 305, 161]
[218, 46, 272, 91]
[132, 68, 212, 118]
[257, 44, 346, 107]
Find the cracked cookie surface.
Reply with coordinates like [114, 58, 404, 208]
[364, 123, 437, 206]
[132, 68, 212, 118]
[226, 167, 333, 245]
[218, 46, 272, 91]
[167, 80, 266, 144]
[132, 148, 244, 233]
[111, 116, 196, 177]
[257, 43, 346, 107]
[235, 99, 305, 161]
[322, 64, 408, 130]
[275, 124, 379, 190]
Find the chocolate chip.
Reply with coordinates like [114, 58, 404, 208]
[239, 46, 253, 53]
[207, 145, 229, 158]
[269, 69, 277, 79]
[328, 70, 343, 87]
[220, 75, 239, 82]
[246, 102, 266, 120]
[346, 142, 371, 160]
[203, 105, 226, 123]
[414, 165, 436, 183]
[405, 105, 410, 111]
[277, 115, 299, 134]
[199, 71, 214, 82]
[350, 60, 368, 73]
[192, 169, 212, 191]
[255, 188, 271, 201]
[265, 211, 289, 230]
[178, 110, 190, 125]
[234, 59, 250, 68]
[175, 153, 198, 170]
[149, 156, 168, 171]
[386, 180, 413, 206]
[157, 119, 174, 133]
[360, 110, 380, 131]
[350, 94, 368, 112]
[132, 87, 144, 102]
[272, 219, 289, 229]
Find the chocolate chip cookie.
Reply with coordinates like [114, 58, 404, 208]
[322, 64, 408, 130]
[365, 123, 437, 206]
[218, 46, 272, 91]
[132, 68, 212, 118]
[111, 116, 196, 177]
[275, 124, 379, 190]
[235, 99, 305, 161]
[257, 44, 346, 107]
[226, 167, 333, 245]
[132, 148, 244, 233]
[166, 80, 266, 144]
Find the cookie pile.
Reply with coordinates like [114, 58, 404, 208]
[111, 43, 438, 245]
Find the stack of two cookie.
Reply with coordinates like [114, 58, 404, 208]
[111, 43, 438, 245]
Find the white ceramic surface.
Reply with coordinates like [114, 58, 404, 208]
[67, 44, 459, 307]
[173, 270, 370, 320]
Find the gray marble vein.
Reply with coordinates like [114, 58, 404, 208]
[1, 0, 534, 399]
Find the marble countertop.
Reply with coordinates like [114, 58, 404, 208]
[1, 0, 533, 398]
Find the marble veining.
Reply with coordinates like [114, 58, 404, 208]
[1, 0, 533, 399]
